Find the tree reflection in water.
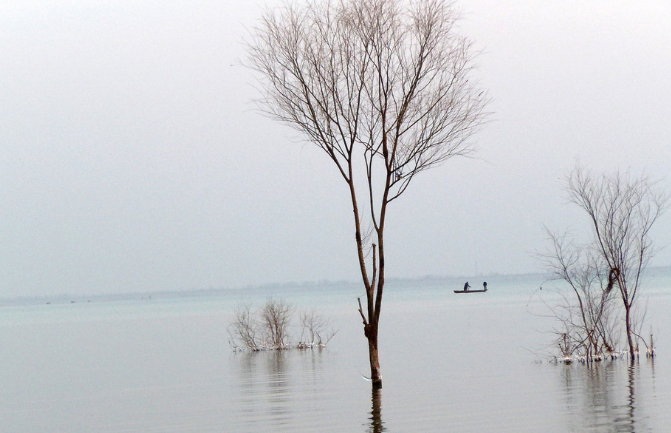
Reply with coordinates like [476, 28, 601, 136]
[232, 350, 291, 430]
[561, 360, 655, 433]
[621, 363, 636, 433]
[367, 387, 385, 433]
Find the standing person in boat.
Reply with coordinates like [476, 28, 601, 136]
[463, 282, 471, 291]
[483, 282, 487, 291]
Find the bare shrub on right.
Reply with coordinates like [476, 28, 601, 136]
[543, 165, 668, 361]
[298, 309, 337, 348]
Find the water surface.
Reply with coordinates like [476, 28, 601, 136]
[1, 270, 670, 432]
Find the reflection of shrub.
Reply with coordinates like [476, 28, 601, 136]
[228, 298, 336, 351]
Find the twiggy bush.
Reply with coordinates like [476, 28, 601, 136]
[229, 304, 260, 351]
[261, 298, 293, 349]
[541, 235, 621, 362]
[297, 309, 337, 349]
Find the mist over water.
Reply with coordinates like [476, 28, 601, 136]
[1, 270, 670, 432]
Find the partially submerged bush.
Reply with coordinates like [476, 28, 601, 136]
[542, 166, 667, 363]
[228, 298, 336, 351]
[230, 304, 260, 351]
[297, 309, 337, 349]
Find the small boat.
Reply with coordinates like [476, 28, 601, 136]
[453, 289, 488, 294]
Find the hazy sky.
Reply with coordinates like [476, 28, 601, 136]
[2, 0, 670, 297]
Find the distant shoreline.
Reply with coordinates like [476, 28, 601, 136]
[2, 265, 670, 306]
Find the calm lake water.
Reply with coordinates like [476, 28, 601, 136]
[1, 269, 671, 432]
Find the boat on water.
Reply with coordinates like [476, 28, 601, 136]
[455, 281, 488, 293]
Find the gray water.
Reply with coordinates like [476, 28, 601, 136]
[1, 270, 670, 432]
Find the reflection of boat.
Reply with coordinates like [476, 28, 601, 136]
[453, 289, 487, 293]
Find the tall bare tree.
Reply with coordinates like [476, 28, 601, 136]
[247, 0, 488, 388]
[561, 165, 667, 360]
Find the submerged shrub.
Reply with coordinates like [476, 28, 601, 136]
[229, 304, 260, 351]
[297, 309, 337, 348]
[228, 298, 336, 351]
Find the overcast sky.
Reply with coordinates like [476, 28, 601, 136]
[2, 0, 670, 297]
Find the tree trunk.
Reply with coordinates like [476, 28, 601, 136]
[365, 322, 382, 388]
[624, 304, 636, 360]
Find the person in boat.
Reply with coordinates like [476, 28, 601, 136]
[463, 282, 471, 291]
[483, 282, 487, 291]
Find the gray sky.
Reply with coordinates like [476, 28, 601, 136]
[2, 0, 670, 298]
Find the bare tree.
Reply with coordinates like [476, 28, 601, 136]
[247, 0, 488, 388]
[558, 165, 667, 360]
